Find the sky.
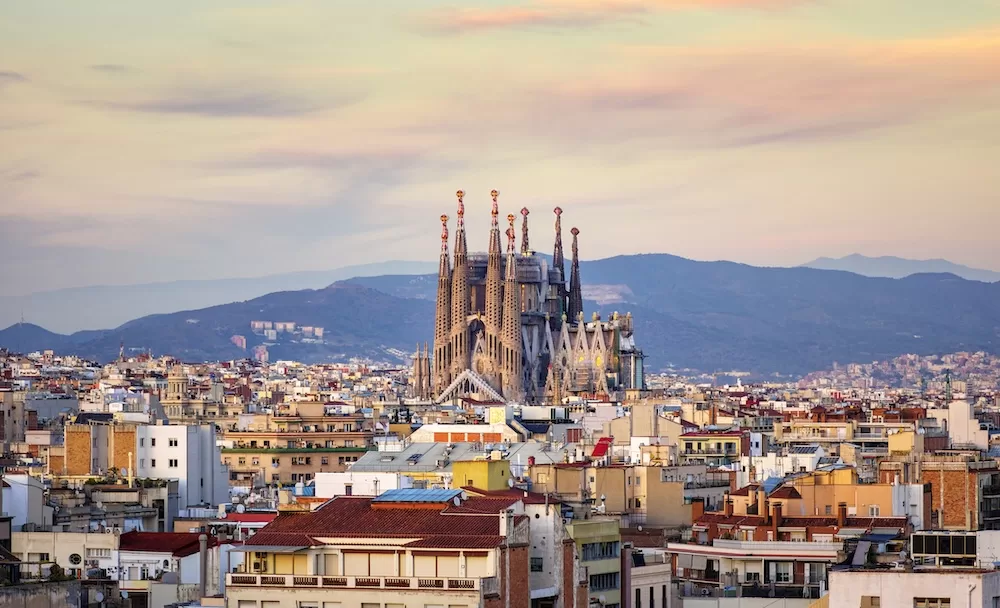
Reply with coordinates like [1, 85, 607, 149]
[2, 0, 999, 296]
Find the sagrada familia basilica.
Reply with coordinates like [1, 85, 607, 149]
[412, 190, 645, 404]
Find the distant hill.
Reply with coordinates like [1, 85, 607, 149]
[0, 284, 435, 363]
[802, 254, 1000, 283]
[4, 254, 999, 375]
[0, 260, 437, 334]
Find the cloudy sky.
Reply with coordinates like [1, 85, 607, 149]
[2, 0, 999, 296]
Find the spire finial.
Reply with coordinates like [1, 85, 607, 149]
[506, 213, 516, 252]
[490, 190, 499, 225]
[520, 207, 530, 256]
[440, 214, 449, 251]
[456, 190, 465, 226]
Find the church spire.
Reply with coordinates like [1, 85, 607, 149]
[432, 213, 452, 396]
[482, 189, 504, 386]
[552, 207, 565, 273]
[520, 207, 530, 256]
[502, 214, 523, 401]
[450, 190, 471, 380]
[568, 226, 583, 324]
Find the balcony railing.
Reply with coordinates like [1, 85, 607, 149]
[227, 573, 494, 592]
[711, 539, 843, 553]
[680, 448, 738, 456]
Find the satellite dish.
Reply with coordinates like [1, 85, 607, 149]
[453, 496, 461, 506]
[508, 478, 515, 488]
[95, 593, 105, 603]
[121, 468, 128, 477]
[236, 504, 246, 513]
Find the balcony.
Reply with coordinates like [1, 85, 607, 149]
[222, 446, 371, 454]
[227, 573, 495, 592]
[711, 539, 843, 555]
[982, 485, 1000, 496]
[680, 448, 738, 457]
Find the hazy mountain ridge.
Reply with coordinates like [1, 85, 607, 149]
[0, 260, 437, 334]
[3, 254, 999, 375]
[802, 254, 1000, 283]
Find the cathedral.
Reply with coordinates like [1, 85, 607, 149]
[412, 190, 645, 404]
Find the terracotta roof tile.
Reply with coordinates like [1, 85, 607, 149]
[119, 532, 219, 557]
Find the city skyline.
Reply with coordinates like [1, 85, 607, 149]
[2, 1, 999, 295]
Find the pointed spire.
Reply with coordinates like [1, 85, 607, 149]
[433, 212, 453, 397]
[552, 207, 565, 273]
[568, 226, 583, 324]
[483, 190, 504, 388]
[502, 213, 523, 402]
[520, 207, 530, 256]
[450, 190, 472, 380]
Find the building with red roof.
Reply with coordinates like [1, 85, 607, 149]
[227, 489, 590, 608]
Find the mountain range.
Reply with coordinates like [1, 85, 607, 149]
[801, 254, 1000, 283]
[3, 253, 999, 376]
[0, 260, 437, 334]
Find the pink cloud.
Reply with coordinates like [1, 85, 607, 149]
[420, 0, 795, 33]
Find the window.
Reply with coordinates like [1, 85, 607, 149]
[825, 505, 832, 515]
[238, 458, 246, 466]
[745, 572, 760, 583]
[636, 498, 642, 508]
[774, 562, 791, 583]
[589, 572, 620, 591]
[169, 459, 178, 468]
[169, 438, 178, 447]
[530, 557, 543, 572]
[150, 459, 156, 467]
[869, 505, 880, 517]
[649, 586, 654, 608]
[913, 600, 950, 608]
[861, 596, 881, 607]
[321, 457, 329, 465]
[140, 438, 145, 447]
[140, 459, 145, 468]
[271, 474, 280, 482]
[344, 484, 353, 496]
[582, 541, 620, 561]
[344, 440, 355, 448]
[635, 588, 641, 608]
[151, 438, 156, 446]
[299, 603, 320, 608]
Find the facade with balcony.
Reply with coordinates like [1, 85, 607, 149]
[221, 409, 372, 488]
[227, 490, 555, 608]
[678, 431, 746, 466]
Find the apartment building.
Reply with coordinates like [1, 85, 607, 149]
[829, 568, 1000, 608]
[678, 430, 746, 466]
[160, 366, 244, 423]
[879, 452, 1000, 530]
[565, 518, 622, 608]
[0, 389, 27, 449]
[63, 421, 228, 509]
[227, 489, 589, 608]
[221, 403, 372, 487]
[12, 531, 117, 579]
[669, 502, 907, 601]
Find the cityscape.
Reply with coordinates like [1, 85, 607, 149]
[3, 3, 1000, 608]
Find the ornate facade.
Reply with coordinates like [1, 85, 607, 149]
[417, 190, 646, 404]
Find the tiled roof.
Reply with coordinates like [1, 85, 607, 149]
[768, 486, 802, 500]
[119, 532, 220, 557]
[246, 496, 506, 548]
[461, 486, 556, 505]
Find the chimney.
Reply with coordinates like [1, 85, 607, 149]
[837, 502, 847, 528]
[763, 499, 771, 525]
[690, 497, 705, 521]
[771, 502, 783, 537]
[198, 533, 208, 599]
[724, 497, 734, 518]
[754, 487, 767, 515]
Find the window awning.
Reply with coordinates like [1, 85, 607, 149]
[691, 555, 708, 570]
[676, 553, 693, 568]
[228, 546, 307, 554]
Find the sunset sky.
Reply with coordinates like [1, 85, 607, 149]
[2, 1, 999, 295]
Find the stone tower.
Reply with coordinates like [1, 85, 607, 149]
[502, 215, 524, 401]
[568, 227, 583, 324]
[432, 213, 452, 395]
[449, 191, 471, 379]
[481, 189, 504, 385]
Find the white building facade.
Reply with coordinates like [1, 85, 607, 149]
[134, 425, 229, 508]
[314, 472, 413, 498]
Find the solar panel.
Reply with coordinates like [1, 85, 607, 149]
[373, 488, 463, 503]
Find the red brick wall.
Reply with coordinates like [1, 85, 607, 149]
[486, 544, 531, 608]
[920, 468, 976, 529]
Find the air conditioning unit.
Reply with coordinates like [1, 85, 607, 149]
[253, 560, 266, 572]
